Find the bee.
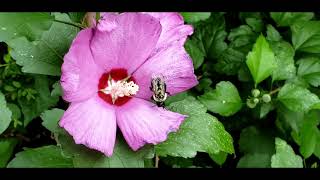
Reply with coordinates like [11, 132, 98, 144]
[150, 75, 169, 108]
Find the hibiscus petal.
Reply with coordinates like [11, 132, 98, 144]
[90, 13, 162, 74]
[145, 13, 193, 53]
[59, 95, 117, 156]
[133, 44, 198, 100]
[116, 98, 186, 151]
[85, 12, 118, 31]
[61, 28, 104, 103]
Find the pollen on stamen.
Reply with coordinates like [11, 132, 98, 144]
[98, 68, 138, 106]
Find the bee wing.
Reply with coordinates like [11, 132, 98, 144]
[151, 73, 167, 81]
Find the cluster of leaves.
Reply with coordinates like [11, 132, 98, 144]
[0, 12, 320, 168]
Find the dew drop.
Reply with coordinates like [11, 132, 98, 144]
[13, 32, 17, 36]
[30, 55, 34, 58]
[1, 27, 6, 30]
[222, 100, 226, 104]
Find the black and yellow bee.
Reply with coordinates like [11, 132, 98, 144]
[150, 75, 169, 108]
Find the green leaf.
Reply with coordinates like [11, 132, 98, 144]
[277, 83, 320, 112]
[259, 103, 275, 119]
[197, 12, 227, 59]
[57, 132, 153, 167]
[314, 132, 320, 159]
[198, 81, 242, 117]
[270, 40, 296, 81]
[51, 81, 63, 97]
[165, 92, 191, 106]
[18, 75, 59, 126]
[297, 57, 320, 87]
[239, 126, 275, 154]
[298, 111, 319, 158]
[8, 13, 79, 76]
[181, 12, 211, 23]
[155, 97, 234, 158]
[271, 138, 303, 168]
[184, 38, 205, 69]
[209, 151, 228, 166]
[245, 17, 264, 33]
[266, 24, 282, 42]
[0, 138, 18, 167]
[237, 126, 275, 168]
[246, 34, 276, 86]
[161, 156, 193, 168]
[270, 12, 314, 27]
[228, 25, 258, 53]
[0, 91, 12, 134]
[195, 78, 212, 92]
[0, 13, 54, 42]
[291, 21, 320, 53]
[237, 153, 272, 168]
[7, 103, 21, 120]
[7, 145, 73, 168]
[40, 108, 64, 133]
[68, 12, 86, 23]
[214, 47, 246, 76]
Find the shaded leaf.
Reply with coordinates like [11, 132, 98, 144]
[181, 12, 211, 23]
[271, 12, 314, 27]
[18, 75, 59, 126]
[40, 108, 64, 133]
[292, 21, 320, 53]
[0, 138, 18, 167]
[0, 91, 12, 134]
[297, 57, 320, 87]
[8, 13, 79, 76]
[185, 38, 205, 69]
[237, 153, 271, 168]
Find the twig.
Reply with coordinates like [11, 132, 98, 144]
[54, 19, 85, 29]
[269, 87, 281, 95]
[155, 155, 160, 168]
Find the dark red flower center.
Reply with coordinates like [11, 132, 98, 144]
[98, 68, 136, 106]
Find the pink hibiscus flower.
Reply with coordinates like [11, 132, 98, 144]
[59, 12, 198, 156]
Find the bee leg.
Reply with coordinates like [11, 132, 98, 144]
[166, 91, 171, 96]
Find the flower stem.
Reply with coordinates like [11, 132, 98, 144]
[269, 87, 281, 95]
[0, 64, 9, 67]
[53, 19, 85, 29]
[155, 155, 160, 168]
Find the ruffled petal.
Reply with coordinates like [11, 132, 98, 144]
[133, 44, 198, 100]
[59, 95, 117, 156]
[116, 97, 186, 151]
[90, 13, 162, 74]
[145, 12, 193, 53]
[61, 28, 104, 103]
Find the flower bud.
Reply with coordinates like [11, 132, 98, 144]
[253, 98, 259, 104]
[251, 89, 260, 97]
[246, 99, 256, 108]
[262, 94, 271, 103]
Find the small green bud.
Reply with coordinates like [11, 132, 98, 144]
[253, 98, 259, 104]
[251, 89, 260, 97]
[246, 98, 256, 108]
[262, 94, 271, 103]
